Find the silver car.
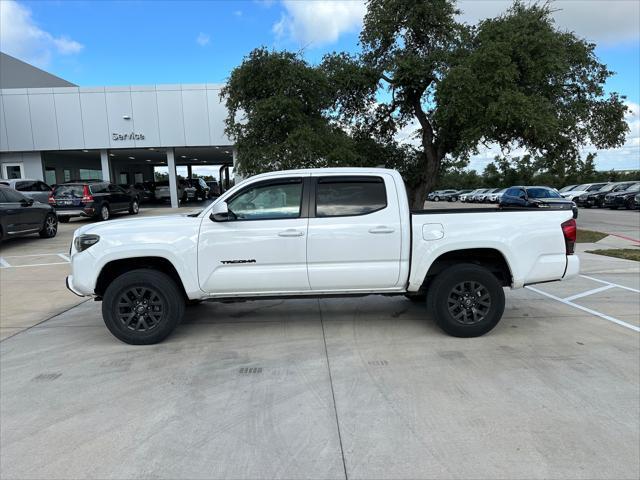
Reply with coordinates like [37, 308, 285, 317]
[0, 178, 53, 204]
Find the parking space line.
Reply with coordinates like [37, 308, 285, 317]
[0, 257, 11, 268]
[1, 253, 66, 259]
[563, 284, 615, 302]
[1, 262, 69, 269]
[57, 253, 70, 262]
[526, 286, 640, 333]
[580, 274, 640, 293]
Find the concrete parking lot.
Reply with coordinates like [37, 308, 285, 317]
[1, 202, 639, 479]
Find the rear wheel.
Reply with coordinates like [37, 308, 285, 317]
[97, 204, 110, 221]
[427, 263, 505, 337]
[433, 196, 440, 202]
[39, 213, 58, 238]
[129, 199, 139, 215]
[102, 269, 185, 345]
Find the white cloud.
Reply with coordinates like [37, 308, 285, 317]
[0, 0, 84, 67]
[457, 0, 639, 44]
[273, 0, 366, 46]
[196, 32, 210, 46]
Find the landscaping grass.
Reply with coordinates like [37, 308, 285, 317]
[576, 229, 608, 243]
[585, 248, 640, 262]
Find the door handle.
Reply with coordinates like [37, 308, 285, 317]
[278, 229, 304, 237]
[369, 226, 395, 234]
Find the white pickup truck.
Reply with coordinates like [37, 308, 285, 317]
[67, 168, 579, 344]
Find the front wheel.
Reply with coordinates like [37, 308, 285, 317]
[129, 199, 139, 215]
[434, 196, 440, 202]
[427, 263, 505, 337]
[102, 269, 185, 345]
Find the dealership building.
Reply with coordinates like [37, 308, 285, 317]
[0, 52, 235, 207]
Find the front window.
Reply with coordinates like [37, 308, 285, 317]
[227, 179, 303, 220]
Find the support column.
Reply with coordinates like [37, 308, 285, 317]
[218, 165, 226, 194]
[187, 164, 192, 179]
[100, 149, 111, 182]
[166, 148, 179, 208]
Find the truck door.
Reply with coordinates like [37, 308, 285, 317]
[198, 176, 310, 294]
[306, 174, 402, 291]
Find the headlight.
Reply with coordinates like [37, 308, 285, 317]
[74, 234, 100, 252]
[579, 194, 587, 200]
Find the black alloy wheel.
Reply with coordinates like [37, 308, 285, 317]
[39, 213, 58, 238]
[446, 281, 491, 325]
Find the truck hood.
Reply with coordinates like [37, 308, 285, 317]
[74, 213, 201, 237]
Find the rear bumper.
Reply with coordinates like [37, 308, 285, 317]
[563, 255, 580, 280]
[57, 208, 94, 218]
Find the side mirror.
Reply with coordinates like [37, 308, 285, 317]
[209, 201, 230, 222]
[21, 198, 34, 207]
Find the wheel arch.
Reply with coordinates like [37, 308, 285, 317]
[420, 248, 513, 292]
[95, 256, 188, 300]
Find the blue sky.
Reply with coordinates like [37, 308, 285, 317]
[1, 0, 638, 171]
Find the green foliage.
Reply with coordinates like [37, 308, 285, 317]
[222, 2, 629, 207]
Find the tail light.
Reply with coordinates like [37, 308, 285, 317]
[561, 219, 577, 255]
[82, 185, 94, 203]
[48, 193, 55, 205]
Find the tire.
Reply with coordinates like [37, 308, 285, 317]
[59, 217, 70, 223]
[102, 269, 185, 345]
[97, 204, 110, 221]
[181, 192, 188, 203]
[129, 199, 139, 215]
[434, 196, 440, 202]
[405, 293, 427, 303]
[427, 263, 505, 338]
[39, 213, 58, 238]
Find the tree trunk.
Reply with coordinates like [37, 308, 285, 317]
[409, 149, 441, 210]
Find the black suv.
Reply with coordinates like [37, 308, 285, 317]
[50, 181, 139, 222]
[581, 181, 637, 208]
[0, 185, 58, 241]
[500, 186, 578, 218]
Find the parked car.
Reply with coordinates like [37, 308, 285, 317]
[428, 189, 458, 202]
[580, 181, 637, 208]
[460, 188, 484, 202]
[50, 181, 139, 222]
[603, 183, 640, 209]
[487, 188, 507, 203]
[469, 188, 492, 202]
[476, 188, 500, 203]
[445, 189, 472, 202]
[558, 184, 579, 193]
[634, 193, 640, 209]
[0, 185, 58, 241]
[560, 183, 608, 201]
[154, 179, 196, 203]
[500, 186, 578, 218]
[66, 167, 579, 345]
[0, 178, 53, 204]
[206, 180, 221, 197]
[120, 183, 154, 203]
[185, 178, 211, 200]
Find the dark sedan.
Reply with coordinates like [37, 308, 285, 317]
[603, 183, 640, 209]
[500, 186, 578, 218]
[0, 185, 57, 241]
[579, 181, 636, 208]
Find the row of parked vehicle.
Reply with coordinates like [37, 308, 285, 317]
[429, 181, 640, 210]
[0, 177, 222, 242]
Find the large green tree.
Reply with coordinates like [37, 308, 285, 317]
[223, 1, 628, 208]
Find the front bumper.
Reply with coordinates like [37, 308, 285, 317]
[66, 275, 86, 297]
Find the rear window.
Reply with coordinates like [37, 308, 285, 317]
[316, 176, 387, 217]
[54, 185, 84, 198]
